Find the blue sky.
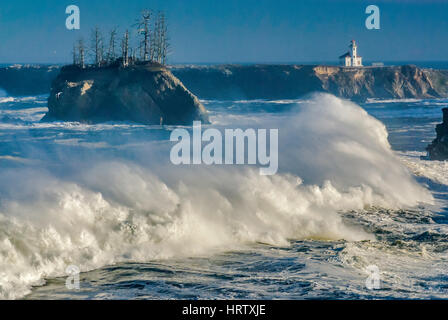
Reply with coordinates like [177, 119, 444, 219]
[0, 0, 447, 64]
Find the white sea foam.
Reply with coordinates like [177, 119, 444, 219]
[398, 151, 448, 186]
[338, 240, 448, 298]
[0, 95, 47, 104]
[0, 93, 433, 299]
[0, 107, 48, 122]
[0, 97, 14, 103]
[365, 98, 423, 104]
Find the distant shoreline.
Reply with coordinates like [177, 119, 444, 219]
[1, 61, 448, 70]
[1, 63, 448, 101]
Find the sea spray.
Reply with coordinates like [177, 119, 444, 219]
[0, 93, 433, 299]
[278, 93, 433, 207]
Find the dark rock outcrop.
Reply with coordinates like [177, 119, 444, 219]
[427, 108, 448, 160]
[42, 63, 209, 125]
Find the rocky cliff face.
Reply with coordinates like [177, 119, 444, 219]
[426, 108, 448, 160]
[314, 65, 446, 101]
[172, 64, 448, 101]
[42, 63, 209, 125]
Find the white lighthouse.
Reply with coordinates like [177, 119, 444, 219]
[339, 40, 363, 67]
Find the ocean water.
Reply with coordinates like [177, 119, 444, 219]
[0, 93, 448, 300]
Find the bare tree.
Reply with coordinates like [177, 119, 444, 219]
[152, 12, 160, 62]
[91, 27, 104, 67]
[139, 43, 145, 61]
[121, 30, 130, 67]
[132, 48, 137, 63]
[107, 28, 118, 63]
[149, 19, 156, 61]
[135, 10, 152, 61]
[78, 38, 86, 68]
[68, 9, 172, 67]
[72, 44, 77, 65]
[157, 12, 170, 65]
[148, 11, 170, 65]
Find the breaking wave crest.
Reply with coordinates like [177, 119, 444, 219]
[0, 93, 432, 299]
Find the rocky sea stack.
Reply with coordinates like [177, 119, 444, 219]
[427, 108, 448, 160]
[42, 62, 209, 125]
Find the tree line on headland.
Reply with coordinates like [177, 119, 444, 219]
[72, 10, 170, 68]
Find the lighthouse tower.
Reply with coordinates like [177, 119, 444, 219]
[339, 40, 363, 67]
[349, 40, 363, 67]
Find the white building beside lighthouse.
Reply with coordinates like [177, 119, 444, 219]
[339, 40, 363, 67]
